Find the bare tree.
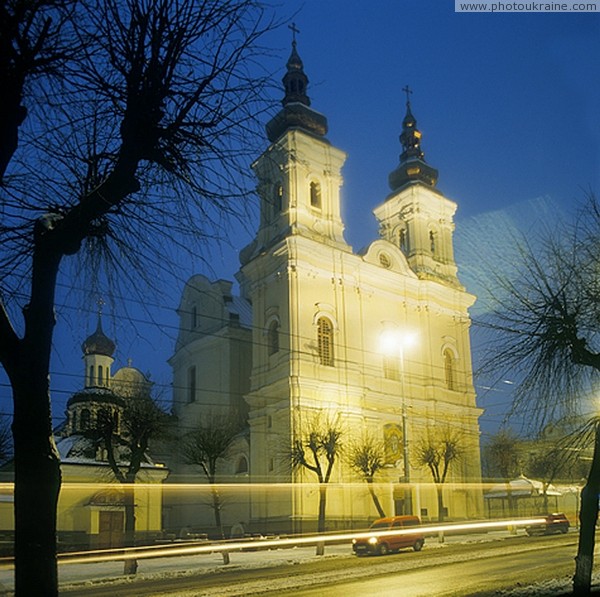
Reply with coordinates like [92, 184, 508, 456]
[347, 435, 386, 519]
[414, 428, 462, 522]
[482, 429, 522, 516]
[290, 417, 343, 556]
[93, 390, 169, 575]
[474, 193, 600, 594]
[182, 413, 242, 565]
[0, 1, 276, 594]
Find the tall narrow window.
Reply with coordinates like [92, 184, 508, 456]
[88, 365, 94, 387]
[429, 230, 436, 254]
[80, 409, 91, 431]
[317, 317, 334, 366]
[268, 320, 280, 355]
[399, 227, 408, 254]
[188, 366, 196, 403]
[98, 365, 103, 386]
[310, 181, 321, 209]
[383, 355, 400, 380]
[273, 184, 283, 213]
[71, 411, 77, 432]
[191, 305, 197, 330]
[444, 349, 455, 390]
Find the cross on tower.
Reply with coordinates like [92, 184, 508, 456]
[96, 296, 105, 315]
[402, 85, 413, 106]
[289, 22, 300, 43]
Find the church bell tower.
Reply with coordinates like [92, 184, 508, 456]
[374, 88, 462, 289]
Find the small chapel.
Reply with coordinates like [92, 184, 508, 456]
[168, 38, 484, 534]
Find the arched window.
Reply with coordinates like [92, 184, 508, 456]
[444, 349, 455, 390]
[88, 365, 94, 387]
[97, 365, 103, 386]
[310, 181, 322, 209]
[399, 227, 408, 254]
[317, 317, 334, 366]
[235, 456, 249, 474]
[80, 408, 91, 431]
[429, 230, 436, 254]
[268, 320, 280, 355]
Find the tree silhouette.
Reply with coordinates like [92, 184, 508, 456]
[0, 1, 275, 594]
[347, 435, 386, 519]
[474, 193, 600, 594]
[290, 417, 343, 556]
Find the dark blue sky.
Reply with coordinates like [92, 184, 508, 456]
[1, 1, 598, 437]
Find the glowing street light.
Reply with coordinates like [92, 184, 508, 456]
[380, 329, 417, 515]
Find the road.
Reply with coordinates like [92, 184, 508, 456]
[60, 534, 581, 596]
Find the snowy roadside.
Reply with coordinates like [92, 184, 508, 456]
[0, 530, 597, 596]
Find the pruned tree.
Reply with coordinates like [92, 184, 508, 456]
[474, 192, 600, 594]
[182, 413, 242, 565]
[93, 389, 169, 575]
[290, 416, 343, 556]
[347, 435, 386, 519]
[0, 1, 276, 594]
[414, 427, 462, 522]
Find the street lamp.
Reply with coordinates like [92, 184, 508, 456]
[380, 329, 416, 515]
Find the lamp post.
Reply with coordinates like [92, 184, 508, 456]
[381, 330, 416, 515]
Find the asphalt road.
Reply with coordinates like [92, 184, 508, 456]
[60, 534, 582, 596]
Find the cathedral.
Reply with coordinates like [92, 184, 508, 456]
[169, 39, 483, 534]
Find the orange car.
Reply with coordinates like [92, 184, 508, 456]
[352, 515, 425, 556]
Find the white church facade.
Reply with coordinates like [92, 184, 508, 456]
[169, 39, 483, 535]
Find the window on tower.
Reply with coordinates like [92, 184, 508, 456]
[268, 320, 280, 355]
[273, 184, 283, 214]
[399, 227, 408, 254]
[444, 349, 456, 391]
[191, 305, 197, 330]
[317, 317, 334, 366]
[310, 181, 322, 209]
[98, 365, 103, 386]
[429, 230, 437, 255]
[80, 408, 91, 431]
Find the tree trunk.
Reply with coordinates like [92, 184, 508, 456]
[436, 483, 445, 522]
[573, 422, 600, 595]
[316, 484, 327, 556]
[13, 380, 61, 597]
[11, 245, 63, 597]
[211, 485, 229, 564]
[366, 478, 386, 518]
[123, 484, 138, 575]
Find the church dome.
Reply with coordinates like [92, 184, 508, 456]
[112, 364, 151, 398]
[82, 316, 115, 357]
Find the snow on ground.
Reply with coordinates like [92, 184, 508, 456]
[0, 530, 596, 596]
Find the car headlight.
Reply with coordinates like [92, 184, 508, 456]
[368, 537, 378, 545]
[352, 539, 356, 545]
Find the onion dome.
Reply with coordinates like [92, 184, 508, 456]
[82, 315, 115, 357]
[266, 31, 328, 143]
[389, 87, 439, 192]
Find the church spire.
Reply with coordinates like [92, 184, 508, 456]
[282, 24, 310, 107]
[265, 26, 328, 143]
[388, 86, 439, 192]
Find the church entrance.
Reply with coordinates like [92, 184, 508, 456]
[98, 510, 124, 548]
